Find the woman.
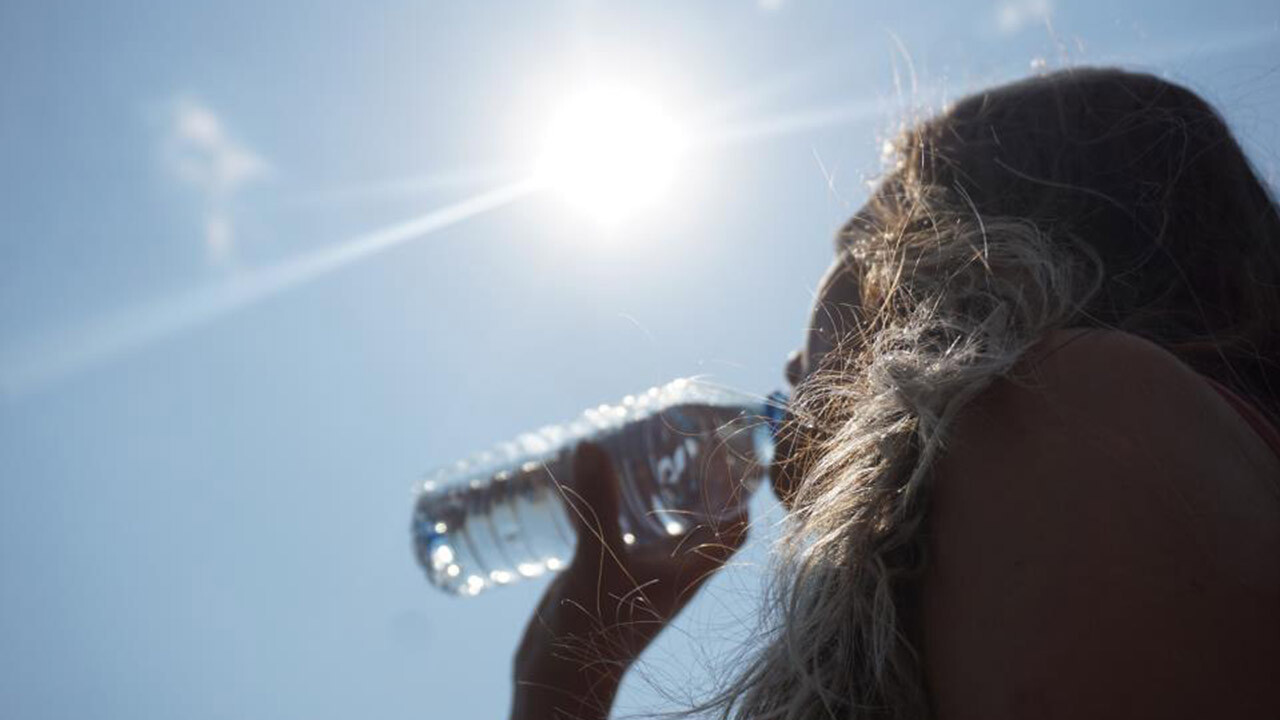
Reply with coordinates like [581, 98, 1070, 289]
[510, 68, 1280, 719]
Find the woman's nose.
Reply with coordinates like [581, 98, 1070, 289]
[785, 349, 803, 389]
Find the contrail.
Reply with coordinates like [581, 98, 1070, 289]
[1, 179, 539, 396]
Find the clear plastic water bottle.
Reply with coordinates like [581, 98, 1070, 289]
[412, 378, 785, 597]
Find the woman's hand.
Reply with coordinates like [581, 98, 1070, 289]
[510, 441, 750, 720]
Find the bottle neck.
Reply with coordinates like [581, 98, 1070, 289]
[764, 390, 789, 438]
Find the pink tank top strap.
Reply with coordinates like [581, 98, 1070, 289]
[1202, 376, 1280, 461]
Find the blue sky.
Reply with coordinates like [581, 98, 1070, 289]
[1, 1, 1278, 718]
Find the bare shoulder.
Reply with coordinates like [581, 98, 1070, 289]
[981, 327, 1239, 434]
[921, 328, 1280, 720]
[945, 327, 1279, 483]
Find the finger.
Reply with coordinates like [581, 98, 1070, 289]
[565, 441, 627, 561]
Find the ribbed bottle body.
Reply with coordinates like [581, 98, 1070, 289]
[412, 379, 780, 597]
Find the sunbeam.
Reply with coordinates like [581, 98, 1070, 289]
[0, 179, 539, 395]
[285, 165, 520, 209]
[9, 23, 1275, 398]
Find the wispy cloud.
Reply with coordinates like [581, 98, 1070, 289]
[162, 98, 268, 264]
[995, 0, 1052, 35]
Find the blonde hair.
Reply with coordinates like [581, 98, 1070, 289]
[692, 183, 1102, 719]
[691, 67, 1280, 719]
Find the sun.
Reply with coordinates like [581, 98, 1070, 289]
[536, 85, 688, 224]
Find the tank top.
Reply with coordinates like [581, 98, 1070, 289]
[1203, 376, 1280, 461]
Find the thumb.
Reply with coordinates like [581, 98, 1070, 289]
[564, 441, 626, 562]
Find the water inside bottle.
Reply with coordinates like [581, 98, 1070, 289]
[413, 398, 774, 597]
[604, 403, 772, 548]
[414, 453, 579, 596]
